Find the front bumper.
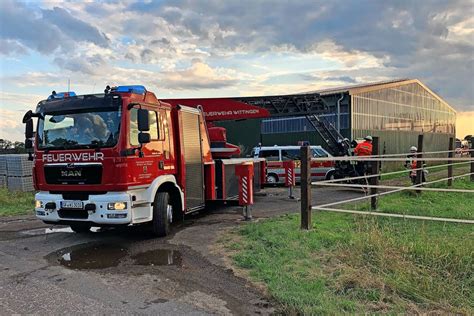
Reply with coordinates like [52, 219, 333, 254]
[34, 191, 132, 225]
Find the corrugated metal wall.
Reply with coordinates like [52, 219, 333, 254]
[219, 81, 456, 164]
[351, 82, 455, 134]
[351, 82, 456, 170]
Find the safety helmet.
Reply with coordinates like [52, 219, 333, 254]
[364, 135, 373, 141]
[410, 146, 417, 152]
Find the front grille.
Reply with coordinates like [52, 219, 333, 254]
[45, 164, 102, 185]
[58, 209, 88, 219]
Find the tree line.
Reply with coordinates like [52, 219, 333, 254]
[0, 139, 26, 154]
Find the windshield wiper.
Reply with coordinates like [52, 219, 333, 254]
[85, 140, 103, 151]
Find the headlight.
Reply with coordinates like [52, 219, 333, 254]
[107, 202, 127, 210]
[35, 200, 43, 208]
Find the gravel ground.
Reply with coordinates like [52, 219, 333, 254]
[0, 186, 361, 315]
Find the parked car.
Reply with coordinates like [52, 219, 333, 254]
[251, 145, 335, 184]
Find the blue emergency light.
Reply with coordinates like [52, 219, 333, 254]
[114, 85, 147, 94]
[47, 91, 77, 100]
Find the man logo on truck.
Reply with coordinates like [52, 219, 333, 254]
[61, 170, 82, 177]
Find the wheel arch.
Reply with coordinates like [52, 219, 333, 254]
[157, 182, 183, 214]
[145, 175, 184, 213]
[267, 172, 279, 182]
[325, 168, 336, 180]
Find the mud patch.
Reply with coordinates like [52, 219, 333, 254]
[46, 243, 128, 270]
[22, 226, 101, 236]
[132, 249, 182, 266]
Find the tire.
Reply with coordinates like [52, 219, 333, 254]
[70, 223, 91, 233]
[266, 174, 278, 185]
[152, 192, 173, 237]
[326, 171, 335, 181]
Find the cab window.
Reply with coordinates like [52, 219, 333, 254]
[282, 149, 301, 160]
[130, 108, 159, 146]
[259, 149, 280, 161]
[148, 111, 159, 140]
[130, 109, 139, 146]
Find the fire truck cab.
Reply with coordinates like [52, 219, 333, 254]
[23, 85, 261, 236]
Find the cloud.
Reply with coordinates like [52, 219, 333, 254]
[159, 60, 239, 90]
[0, 92, 44, 142]
[54, 54, 108, 75]
[0, 39, 28, 56]
[307, 40, 389, 69]
[456, 111, 474, 138]
[0, 108, 23, 141]
[4, 72, 64, 88]
[0, 0, 108, 55]
[41, 7, 108, 47]
[123, 0, 473, 107]
[0, 0, 472, 111]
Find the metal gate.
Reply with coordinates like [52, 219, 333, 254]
[181, 110, 205, 210]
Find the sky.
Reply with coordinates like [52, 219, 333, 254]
[0, 0, 473, 142]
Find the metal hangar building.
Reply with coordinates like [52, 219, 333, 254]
[217, 79, 456, 156]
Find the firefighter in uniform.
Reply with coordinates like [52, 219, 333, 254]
[405, 146, 426, 184]
[354, 136, 373, 176]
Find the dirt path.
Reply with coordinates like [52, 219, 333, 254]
[0, 186, 360, 315]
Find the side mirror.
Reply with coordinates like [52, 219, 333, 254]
[25, 119, 34, 139]
[23, 110, 33, 123]
[137, 109, 150, 131]
[24, 118, 34, 160]
[138, 132, 151, 144]
[25, 139, 33, 149]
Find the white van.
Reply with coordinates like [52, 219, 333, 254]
[251, 145, 335, 184]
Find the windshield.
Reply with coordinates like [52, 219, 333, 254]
[37, 108, 121, 150]
[312, 148, 328, 157]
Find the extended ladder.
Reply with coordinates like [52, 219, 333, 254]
[236, 93, 349, 156]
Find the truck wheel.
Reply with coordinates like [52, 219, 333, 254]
[266, 174, 278, 185]
[70, 223, 91, 233]
[326, 171, 335, 180]
[152, 192, 172, 237]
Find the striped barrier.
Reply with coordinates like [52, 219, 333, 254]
[235, 162, 254, 220]
[283, 160, 296, 199]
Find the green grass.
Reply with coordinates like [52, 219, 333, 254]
[223, 179, 474, 314]
[352, 178, 474, 220]
[380, 163, 469, 181]
[0, 188, 35, 216]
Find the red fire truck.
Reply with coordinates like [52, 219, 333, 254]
[23, 85, 265, 236]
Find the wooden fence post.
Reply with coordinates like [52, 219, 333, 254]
[370, 137, 379, 210]
[471, 145, 474, 182]
[448, 137, 454, 186]
[415, 134, 424, 193]
[300, 145, 312, 230]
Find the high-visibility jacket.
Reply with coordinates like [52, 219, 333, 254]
[410, 160, 417, 177]
[354, 141, 372, 156]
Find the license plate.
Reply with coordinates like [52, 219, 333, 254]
[61, 201, 83, 209]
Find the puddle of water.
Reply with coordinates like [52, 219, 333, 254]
[22, 226, 101, 236]
[47, 243, 128, 270]
[132, 249, 182, 266]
